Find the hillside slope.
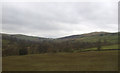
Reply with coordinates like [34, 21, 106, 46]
[2, 33, 51, 42]
[2, 32, 119, 56]
[57, 32, 118, 43]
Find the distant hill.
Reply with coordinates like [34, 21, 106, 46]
[2, 33, 52, 42]
[57, 32, 118, 43]
[58, 32, 112, 39]
[2, 31, 119, 56]
[2, 32, 118, 43]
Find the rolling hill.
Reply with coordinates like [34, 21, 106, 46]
[58, 32, 109, 39]
[2, 31, 118, 43]
[2, 33, 51, 42]
[2, 31, 119, 56]
[57, 32, 118, 43]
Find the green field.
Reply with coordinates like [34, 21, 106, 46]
[75, 44, 119, 52]
[3, 50, 118, 71]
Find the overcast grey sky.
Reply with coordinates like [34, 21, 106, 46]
[2, 2, 118, 38]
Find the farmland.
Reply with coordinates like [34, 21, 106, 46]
[2, 50, 118, 71]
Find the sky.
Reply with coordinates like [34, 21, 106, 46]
[2, 1, 118, 38]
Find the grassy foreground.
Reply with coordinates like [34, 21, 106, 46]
[3, 50, 118, 71]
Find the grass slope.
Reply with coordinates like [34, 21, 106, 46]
[3, 50, 118, 71]
[58, 32, 118, 43]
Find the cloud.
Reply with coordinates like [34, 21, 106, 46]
[2, 2, 118, 38]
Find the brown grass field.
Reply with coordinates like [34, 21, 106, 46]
[2, 50, 118, 71]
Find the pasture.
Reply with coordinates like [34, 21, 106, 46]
[2, 50, 118, 71]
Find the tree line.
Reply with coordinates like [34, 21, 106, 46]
[2, 35, 116, 57]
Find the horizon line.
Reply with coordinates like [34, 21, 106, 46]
[1, 31, 118, 39]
